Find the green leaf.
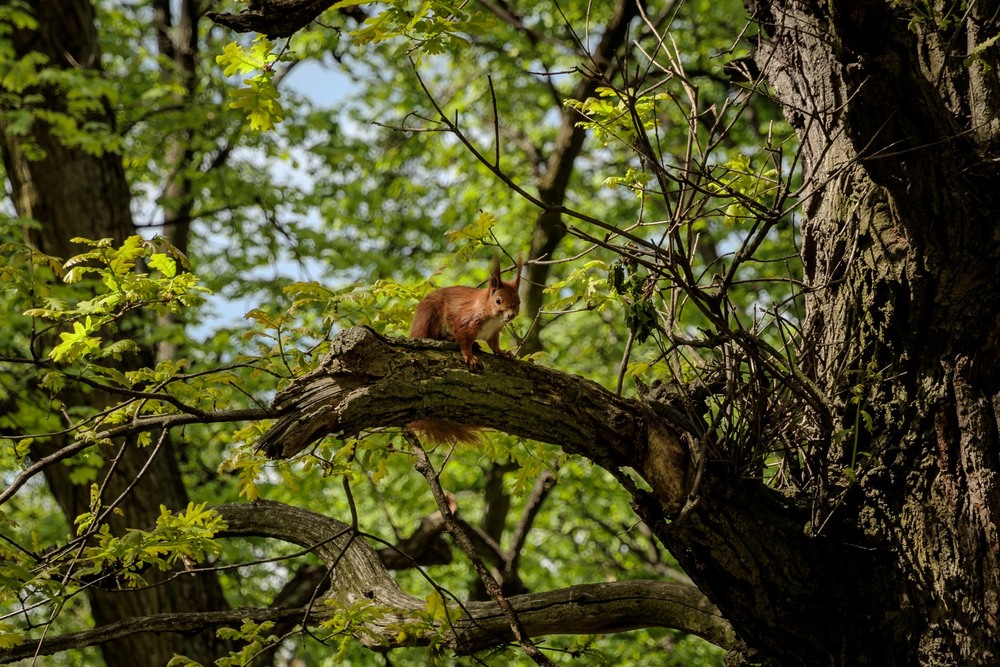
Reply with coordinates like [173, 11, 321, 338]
[228, 80, 284, 132]
[50, 316, 101, 363]
[446, 210, 497, 243]
[108, 235, 146, 277]
[148, 252, 177, 278]
[0, 622, 23, 649]
[965, 31, 1000, 67]
[95, 339, 141, 362]
[216, 40, 276, 77]
[624, 299, 657, 343]
[425, 591, 448, 622]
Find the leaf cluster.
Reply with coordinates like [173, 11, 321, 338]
[20, 236, 206, 363]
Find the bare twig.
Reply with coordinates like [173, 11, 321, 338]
[406, 430, 557, 667]
[0, 408, 271, 508]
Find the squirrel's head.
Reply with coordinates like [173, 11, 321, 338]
[487, 256, 522, 322]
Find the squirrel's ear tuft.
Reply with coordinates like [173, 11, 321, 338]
[513, 257, 523, 290]
[489, 254, 502, 290]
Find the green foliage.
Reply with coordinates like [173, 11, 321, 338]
[321, 598, 391, 656]
[565, 86, 670, 149]
[217, 38, 287, 131]
[77, 503, 227, 586]
[834, 360, 883, 481]
[965, 31, 999, 70]
[609, 260, 658, 344]
[168, 619, 280, 667]
[0, 621, 23, 650]
[708, 154, 782, 225]
[0, 1, 125, 159]
[0, 0, 788, 664]
[21, 235, 208, 363]
[219, 1, 496, 131]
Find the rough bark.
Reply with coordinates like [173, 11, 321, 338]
[0, 2, 231, 664]
[660, 1, 1000, 664]
[207, 0, 366, 38]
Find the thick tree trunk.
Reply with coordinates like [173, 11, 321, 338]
[655, 1, 1000, 664]
[1, 1, 231, 664]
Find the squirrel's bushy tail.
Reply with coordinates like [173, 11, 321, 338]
[408, 419, 480, 445]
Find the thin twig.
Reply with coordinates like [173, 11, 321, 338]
[616, 329, 636, 396]
[0, 408, 271, 508]
[488, 73, 500, 168]
[405, 430, 556, 667]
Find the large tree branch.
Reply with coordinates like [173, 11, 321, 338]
[207, 0, 366, 38]
[221, 502, 735, 651]
[255, 326, 690, 512]
[0, 500, 734, 662]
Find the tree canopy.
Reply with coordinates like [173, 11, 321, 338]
[1, 0, 998, 665]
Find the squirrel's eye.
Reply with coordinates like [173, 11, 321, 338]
[495, 297, 502, 305]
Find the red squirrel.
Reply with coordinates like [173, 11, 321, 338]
[408, 256, 522, 444]
[409, 255, 523, 370]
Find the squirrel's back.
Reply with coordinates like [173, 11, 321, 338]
[409, 286, 482, 340]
